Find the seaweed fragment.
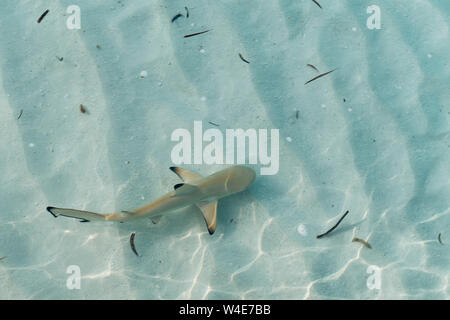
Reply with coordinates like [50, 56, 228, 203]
[171, 13, 184, 23]
[37, 9, 49, 23]
[312, 0, 322, 9]
[352, 237, 372, 249]
[239, 53, 250, 64]
[307, 64, 319, 72]
[184, 30, 210, 38]
[305, 68, 337, 85]
[316, 210, 349, 239]
[130, 232, 139, 257]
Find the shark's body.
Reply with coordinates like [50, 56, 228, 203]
[47, 166, 256, 234]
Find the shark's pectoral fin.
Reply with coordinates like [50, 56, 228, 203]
[197, 201, 218, 235]
[170, 167, 202, 183]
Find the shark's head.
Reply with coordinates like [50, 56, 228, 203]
[225, 166, 256, 194]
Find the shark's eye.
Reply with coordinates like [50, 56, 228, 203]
[226, 166, 256, 193]
[224, 172, 243, 193]
[224, 174, 232, 193]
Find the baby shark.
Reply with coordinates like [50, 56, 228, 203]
[47, 165, 256, 234]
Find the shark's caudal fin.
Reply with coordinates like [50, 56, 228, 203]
[170, 167, 218, 234]
[47, 206, 108, 222]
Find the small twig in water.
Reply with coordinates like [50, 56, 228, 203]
[171, 13, 184, 23]
[239, 53, 250, 64]
[79, 104, 87, 114]
[352, 237, 372, 249]
[130, 232, 139, 257]
[305, 68, 337, 85]
[312, 0, 322, 9]
[185, 7, 190, 18]
[208, 121, 220, 126]
[307, 64, 319, 72]
[316, 210, 349, 239]
[17, 109, 23, 120]
[184, 30, 211, 38]
[37, 9, 49, 23]
[438, 233, 443, 245]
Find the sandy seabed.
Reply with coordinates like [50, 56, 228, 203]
[0, 0, 449, 299]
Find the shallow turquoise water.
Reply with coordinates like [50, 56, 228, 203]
[0, 0, 449, 299]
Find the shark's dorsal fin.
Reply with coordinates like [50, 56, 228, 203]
[174, 183, 200, 196]
[170, 167, 202, 183]
[174, 183, 184, 190]
[197, 201, 218, 235]
[151, 215, 162, 224]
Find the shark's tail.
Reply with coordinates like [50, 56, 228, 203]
[47, 206, 110, 222]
